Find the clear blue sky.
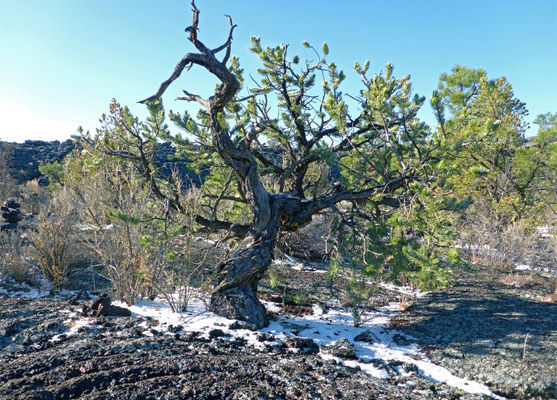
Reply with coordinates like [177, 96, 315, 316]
[1, 0, 555, 142]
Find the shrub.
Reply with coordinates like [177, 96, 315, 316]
[19, 179, 50, 215]
[90, 216, 150, 305]
[0, 230, 34, 283]
[76, 163, 156, 305]
[461, 200, 537, 268]
[342, 271, 379, 327]
[27, 189, 80, 289]
[86, 183, 215, 309]
[138, 186, 213, 312]
[58, 138, 218, 309]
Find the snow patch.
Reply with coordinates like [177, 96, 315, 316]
[50, 313, 104, 343]
[111, 294, 506, 399]
[380, 282, 429, 299]
[537, 225, 556, 238]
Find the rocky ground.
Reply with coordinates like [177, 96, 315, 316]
[0, 262, 555, 399]
[0, 298, 486, 400]
[393, 266, 557, 400]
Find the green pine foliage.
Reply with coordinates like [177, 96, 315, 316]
[36, 30, 556, 310]
[165, 41, 476, 292]
[432, 65, 532, 220]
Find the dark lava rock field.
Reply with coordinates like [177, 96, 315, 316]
[1, 262, 555, 399]
[394, 266, 557, 400]
[0, 140, 201, 187]
[0, 296, 485, 400]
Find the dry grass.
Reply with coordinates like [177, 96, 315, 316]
[27, 189, 80, 289]
[461, 203, 538, 269]
[19, 179, 50, 214]
[0, 230, 34, 283]
[500, 273, 533, 288]
[540, 282, 557, 304]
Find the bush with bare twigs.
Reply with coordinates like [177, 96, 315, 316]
[27, 189, 81, 289]
[0, 230, 34, 283]
[18, 179, 50, 215]
[51, 132, 221, 309]
[461, 201, 538, 268]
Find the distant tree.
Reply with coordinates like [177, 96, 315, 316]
[523, 112, 557, 215]
[431, 65, 535, 221]
[89, 1, 460, 327]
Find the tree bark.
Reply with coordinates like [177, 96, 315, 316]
[140, 1, 277, 328]
[139, 1, 412, 329]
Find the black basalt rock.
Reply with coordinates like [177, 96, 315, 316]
[5, 198, 21, 209]
[210, 285, 269, 329]
[321, 338, 357, 359]
[81, 294, 132, 317]
[1, 197, 22, 231]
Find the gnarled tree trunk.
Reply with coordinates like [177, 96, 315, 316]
[139, 1, 407, 329]
[140, 1, 286, 328]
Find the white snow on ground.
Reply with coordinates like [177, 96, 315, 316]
[537, 226, 556, 239]
[76, 223, 114, 232]
[272, 255, 327, 273]
[50, 313, 104, 343]
[514, 263, 555, 274]
[0, 280, 105, 343]
[0, 279, 75, 299]
[379, 282, 429, 299]
[0, 283, 44, 298]
[112, 296, 506, 399]
[455, 243, 505, 261]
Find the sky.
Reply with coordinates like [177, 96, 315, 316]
[0, 0, 555, 143]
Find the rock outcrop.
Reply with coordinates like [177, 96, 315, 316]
[2, 140, 77, 184]
[1, 140, 201, 187]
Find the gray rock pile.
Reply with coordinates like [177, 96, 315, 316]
[1, 198, 22, 231]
